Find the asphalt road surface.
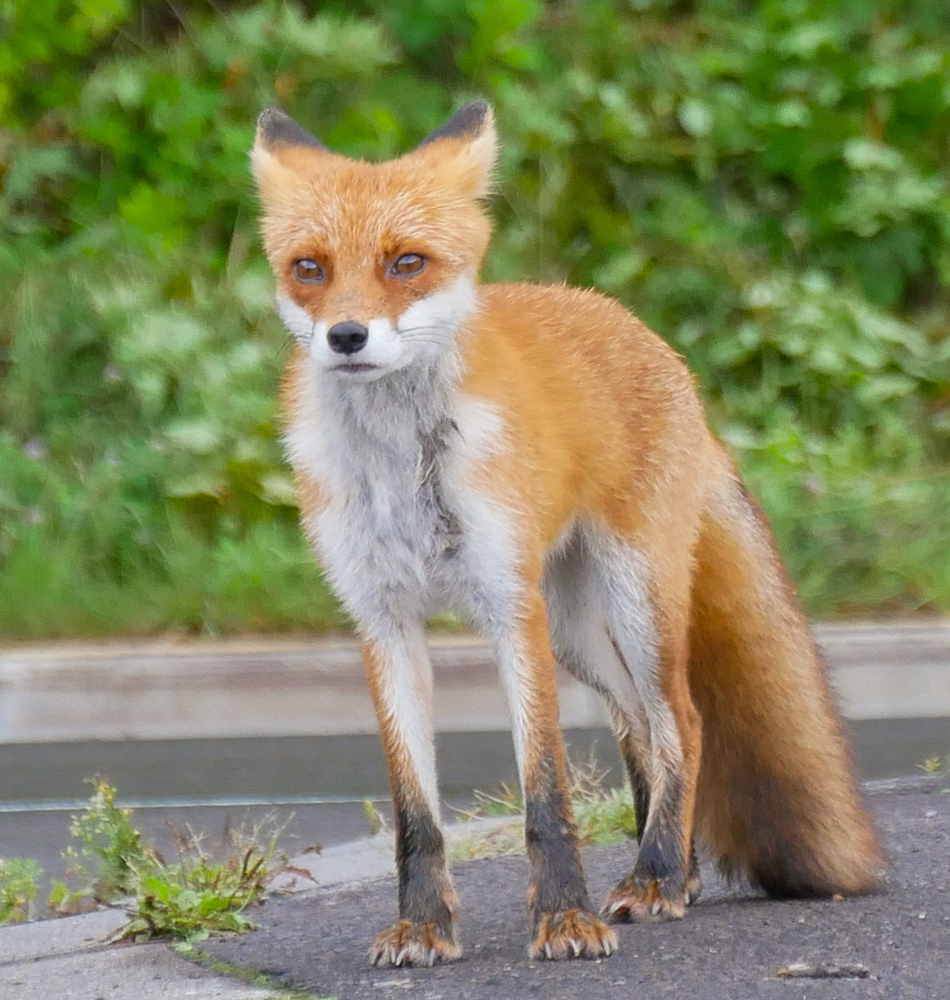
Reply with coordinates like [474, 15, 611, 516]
[203, 778, 950, 1000]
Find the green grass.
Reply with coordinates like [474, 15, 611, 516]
[0, 517, 346, 639]
[449, 751, 638, 862]
[3, 451, 947, 640]
[746, 458, 950, 619]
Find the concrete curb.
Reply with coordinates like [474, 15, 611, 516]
[0, 908, 277, 1000]
[1, 622, 949, 743]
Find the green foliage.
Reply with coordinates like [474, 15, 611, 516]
[0, 779, 283, 934]
[568, 753, 638, 847]
[51, 778, 285, 940]
[0, 857, 43, 924]
[2, 0, 949, 636]
[450, 749, 637, 861]
[918, 754, 950, 775]
[119, 820, 280, 943]
[64, 776, 150, 900]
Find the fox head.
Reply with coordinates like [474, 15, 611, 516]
[251, 101, 497, 381]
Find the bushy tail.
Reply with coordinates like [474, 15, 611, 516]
[688, 474, 884, 897]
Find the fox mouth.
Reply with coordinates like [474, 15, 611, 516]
[330, 363, 379, 374]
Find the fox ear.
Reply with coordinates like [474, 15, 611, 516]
[255, 108, 327, 153]
[250, 108, 329, 199]
[418, 100, 493, 149]
[413, 100, 498, 199]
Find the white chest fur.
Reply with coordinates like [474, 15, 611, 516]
[284, 357, 518, 640]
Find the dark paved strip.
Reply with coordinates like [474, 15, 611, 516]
[1, 723, 947, 902]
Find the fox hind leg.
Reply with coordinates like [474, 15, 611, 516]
[597, 536, 702, 921]
[612, 714, 703, 911]
[545, 528, 702, 921]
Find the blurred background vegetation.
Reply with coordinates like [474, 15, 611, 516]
[1, 0, 948, 639]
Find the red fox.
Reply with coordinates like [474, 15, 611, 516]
[251, 100, 884, 966]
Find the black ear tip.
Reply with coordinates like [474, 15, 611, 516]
[256, 108, 326, 151]
[418, 99, 494, 147]
[461, 98, 492, 121]
[257, 107, 283, 127]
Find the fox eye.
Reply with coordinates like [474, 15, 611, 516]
[390, 253, 427, 278]
[292, 258, 325, 284]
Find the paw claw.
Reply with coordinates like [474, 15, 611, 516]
[529, 909, 617, 961]
[368, 919, 461, 968]
[603, 874, 689, 923]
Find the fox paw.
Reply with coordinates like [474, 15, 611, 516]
[368, 919, 462, 967]
[602, 870, 699, 923]
[529, 909, 617, 960]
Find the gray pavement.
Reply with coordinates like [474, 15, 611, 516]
[205, 776, 950, 1000]
[0, 815, 516, 1000]
[0, 623, 948, 998]
[4, 776, 947, 999]
[0, 908, 277, 1000]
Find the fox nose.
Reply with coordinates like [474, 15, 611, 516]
[327, 321, 368, 355]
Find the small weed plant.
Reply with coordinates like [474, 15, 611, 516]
[0, 777, 286, 940]
[362, 799, 391, 837]
[62, 776, 150, 901]
[568, 753, 639, 847]
[0, 858, 43, 923]
[918, 755, 950, 776]
[120, 816, 285, 943]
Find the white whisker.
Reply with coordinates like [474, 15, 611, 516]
[399, 325, 453, 338]
[400, 334, 451, 346]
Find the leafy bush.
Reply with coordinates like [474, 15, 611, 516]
[118, 819, 282, 943]
[1, 0, 948, 636]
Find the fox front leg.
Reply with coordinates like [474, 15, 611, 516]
[362, 632, 461, 966]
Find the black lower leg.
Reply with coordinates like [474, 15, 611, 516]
[394, 798, 456, 936]
[524, 756, 592, 926]
[616, 730, 690, 892]
[617, 731, 651, 844]
[632, 773, 688, 897]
